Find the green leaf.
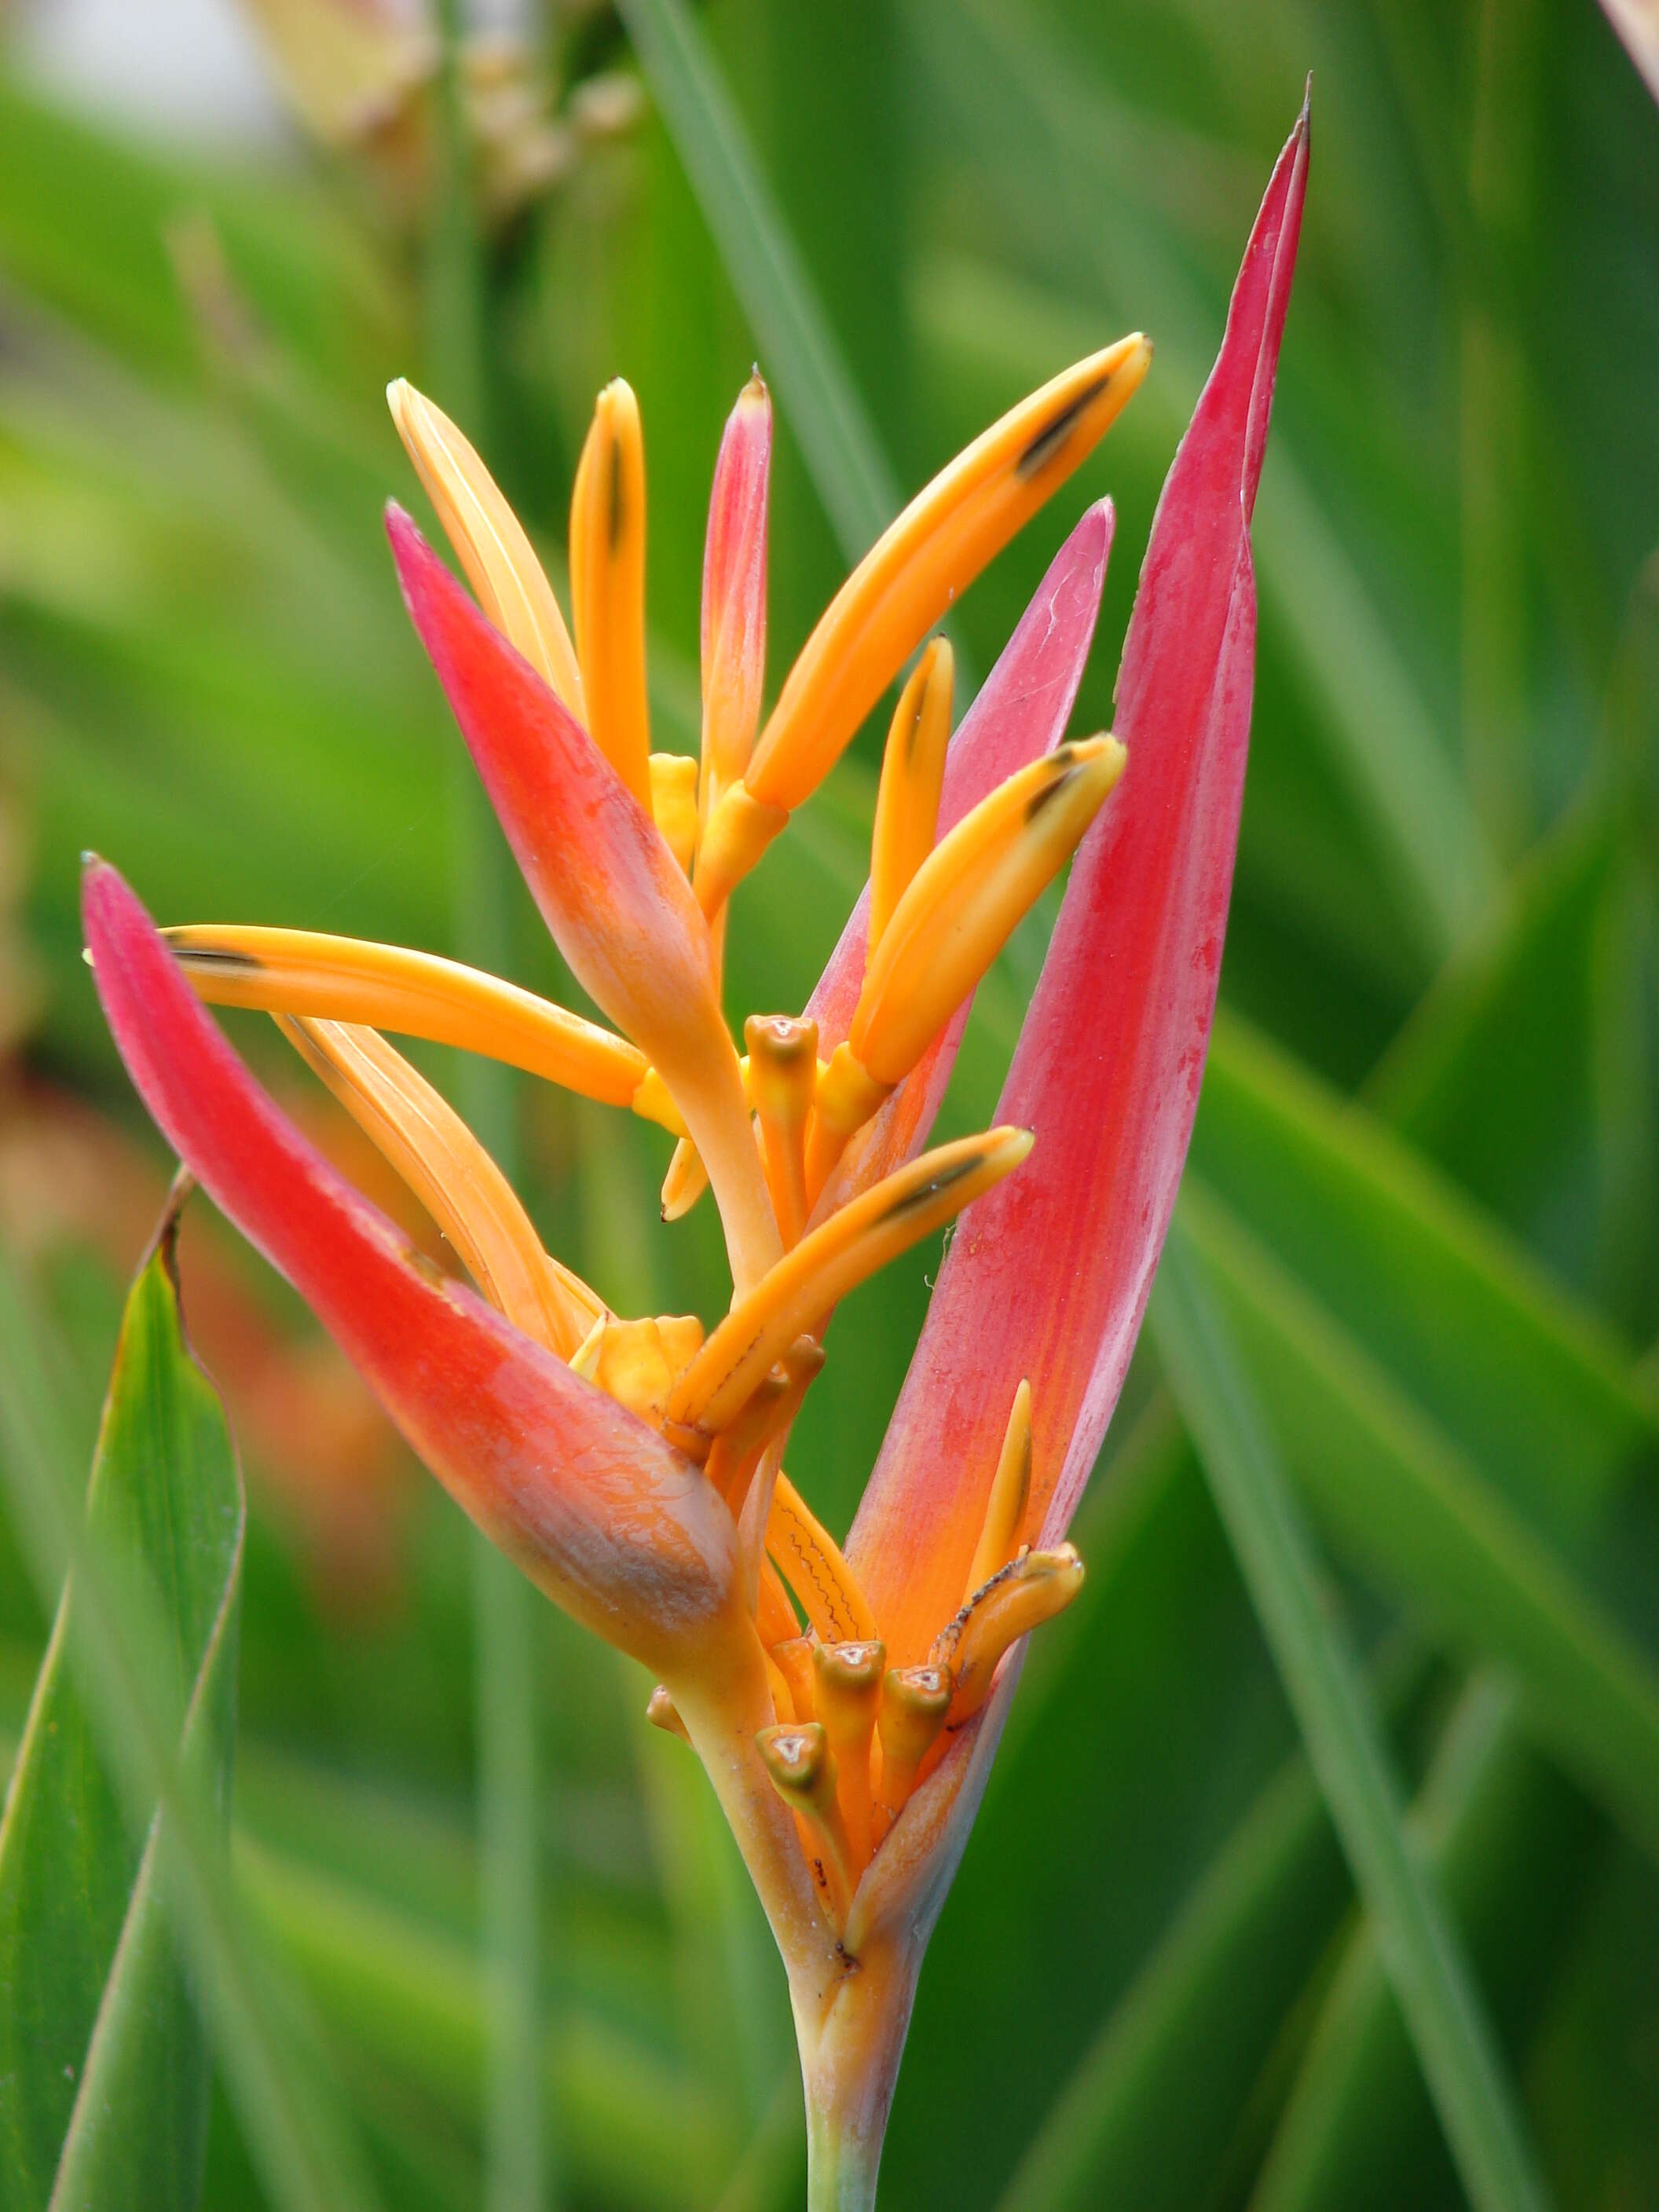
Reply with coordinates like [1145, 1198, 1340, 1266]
[1251, 1675, 1599, 2212]
[991, 1632, 1437, 2212]
[614, 0, 903, 566]
[1182, 1174, 1659, 1853]
[0, 1226, 386, 2212]
[1152, 1222, 1555, 2212]
[1194, 1011, 1658, 1546]
[0, 1214, 242, 2212]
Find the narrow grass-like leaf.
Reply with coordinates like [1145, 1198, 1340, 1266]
[993, 1635, 1435, 2212]
[1184, 1175, 1659, 1851]
[615, 0, 902, 565]
[1251, 1675, 1599, 2212]
[906, 0, 1498, 961]
[240, 1838, 736, 2211]
[0, 1232, 384, 2212]
[1152, 1221, 1555, 2212]
[0, 1219, 239, 2212]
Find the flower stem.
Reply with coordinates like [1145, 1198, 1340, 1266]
[796, 1931, 917, 2212]
[804, 2110, 882, 2212]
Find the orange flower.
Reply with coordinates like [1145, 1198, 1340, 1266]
[84, 97, 1307, 2209]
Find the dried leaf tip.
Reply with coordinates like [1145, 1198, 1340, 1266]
[386, 377, 585, 718]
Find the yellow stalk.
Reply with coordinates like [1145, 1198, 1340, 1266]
[755, 1724, 855, 1922]
[851, 736, 1126, 1086]
[800, 1042, 892, 1208]
[869, 639, 952, 955]
[276, 1016, 599, 1358]
[744, 335, 1151, 821]
[931, 1546, 1086, 1724]
[745, 1013, 819, 1245]
[167, 925, 647, 1105]
[965, 1379, 1033, 1601]
[693, 778, 789, 919]
[813, 1640, 885, 1868]
[387, 378, 585, 719]
[569, 378, 653, 809]
[873, 1665, 951, 1837]
[668, 1127, 1034, 1436]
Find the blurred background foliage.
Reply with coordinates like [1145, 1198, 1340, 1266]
[1, 0, 1657, 2207]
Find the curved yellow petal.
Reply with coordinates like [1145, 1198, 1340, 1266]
[870, 639, 953, 955]
[278, 1015, 599, 1358]
[668, 1127, 1034, 1437]
[965, 1379, 1032, 1602]
[168, 924, 646, 1104]
[767, 1474, 878, 1646]
[930, 1545, 1085, 1724]
[745, 335, 1149, 818]
[851, 736, 1126, 1086]
[387, 378, 585, 719]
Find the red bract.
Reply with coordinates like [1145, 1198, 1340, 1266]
[82, 862, 739, 1674]
[849, 96, 1309, 1664]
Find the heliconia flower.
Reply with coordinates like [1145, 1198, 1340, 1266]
[83, 93, 1306, 2212]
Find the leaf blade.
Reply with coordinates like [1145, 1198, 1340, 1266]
[0, 1222, 241, 2212]
[1152, 1221, 1555, 2212]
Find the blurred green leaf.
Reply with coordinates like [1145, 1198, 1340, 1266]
[0, 1220, 240, 2212]
[1195, 1012, 1658, 1546]
[1153, 1223, 1555, 2212]
[1250, 1676, 1599, 2212]
[616, 0, 902, 565]
[0, 1229, 385, 2212]
[1183, 1175, 1659, 1854]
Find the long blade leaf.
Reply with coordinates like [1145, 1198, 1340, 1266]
[1151, 1221, 1554, 2212]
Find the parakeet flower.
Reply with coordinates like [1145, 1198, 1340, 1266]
[83, 98, 1306, 2210]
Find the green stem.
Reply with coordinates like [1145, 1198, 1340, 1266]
[427, 5, 549, 2207]
[795, 1931, 915, 2212]
[804, 2109, 881, 2212]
